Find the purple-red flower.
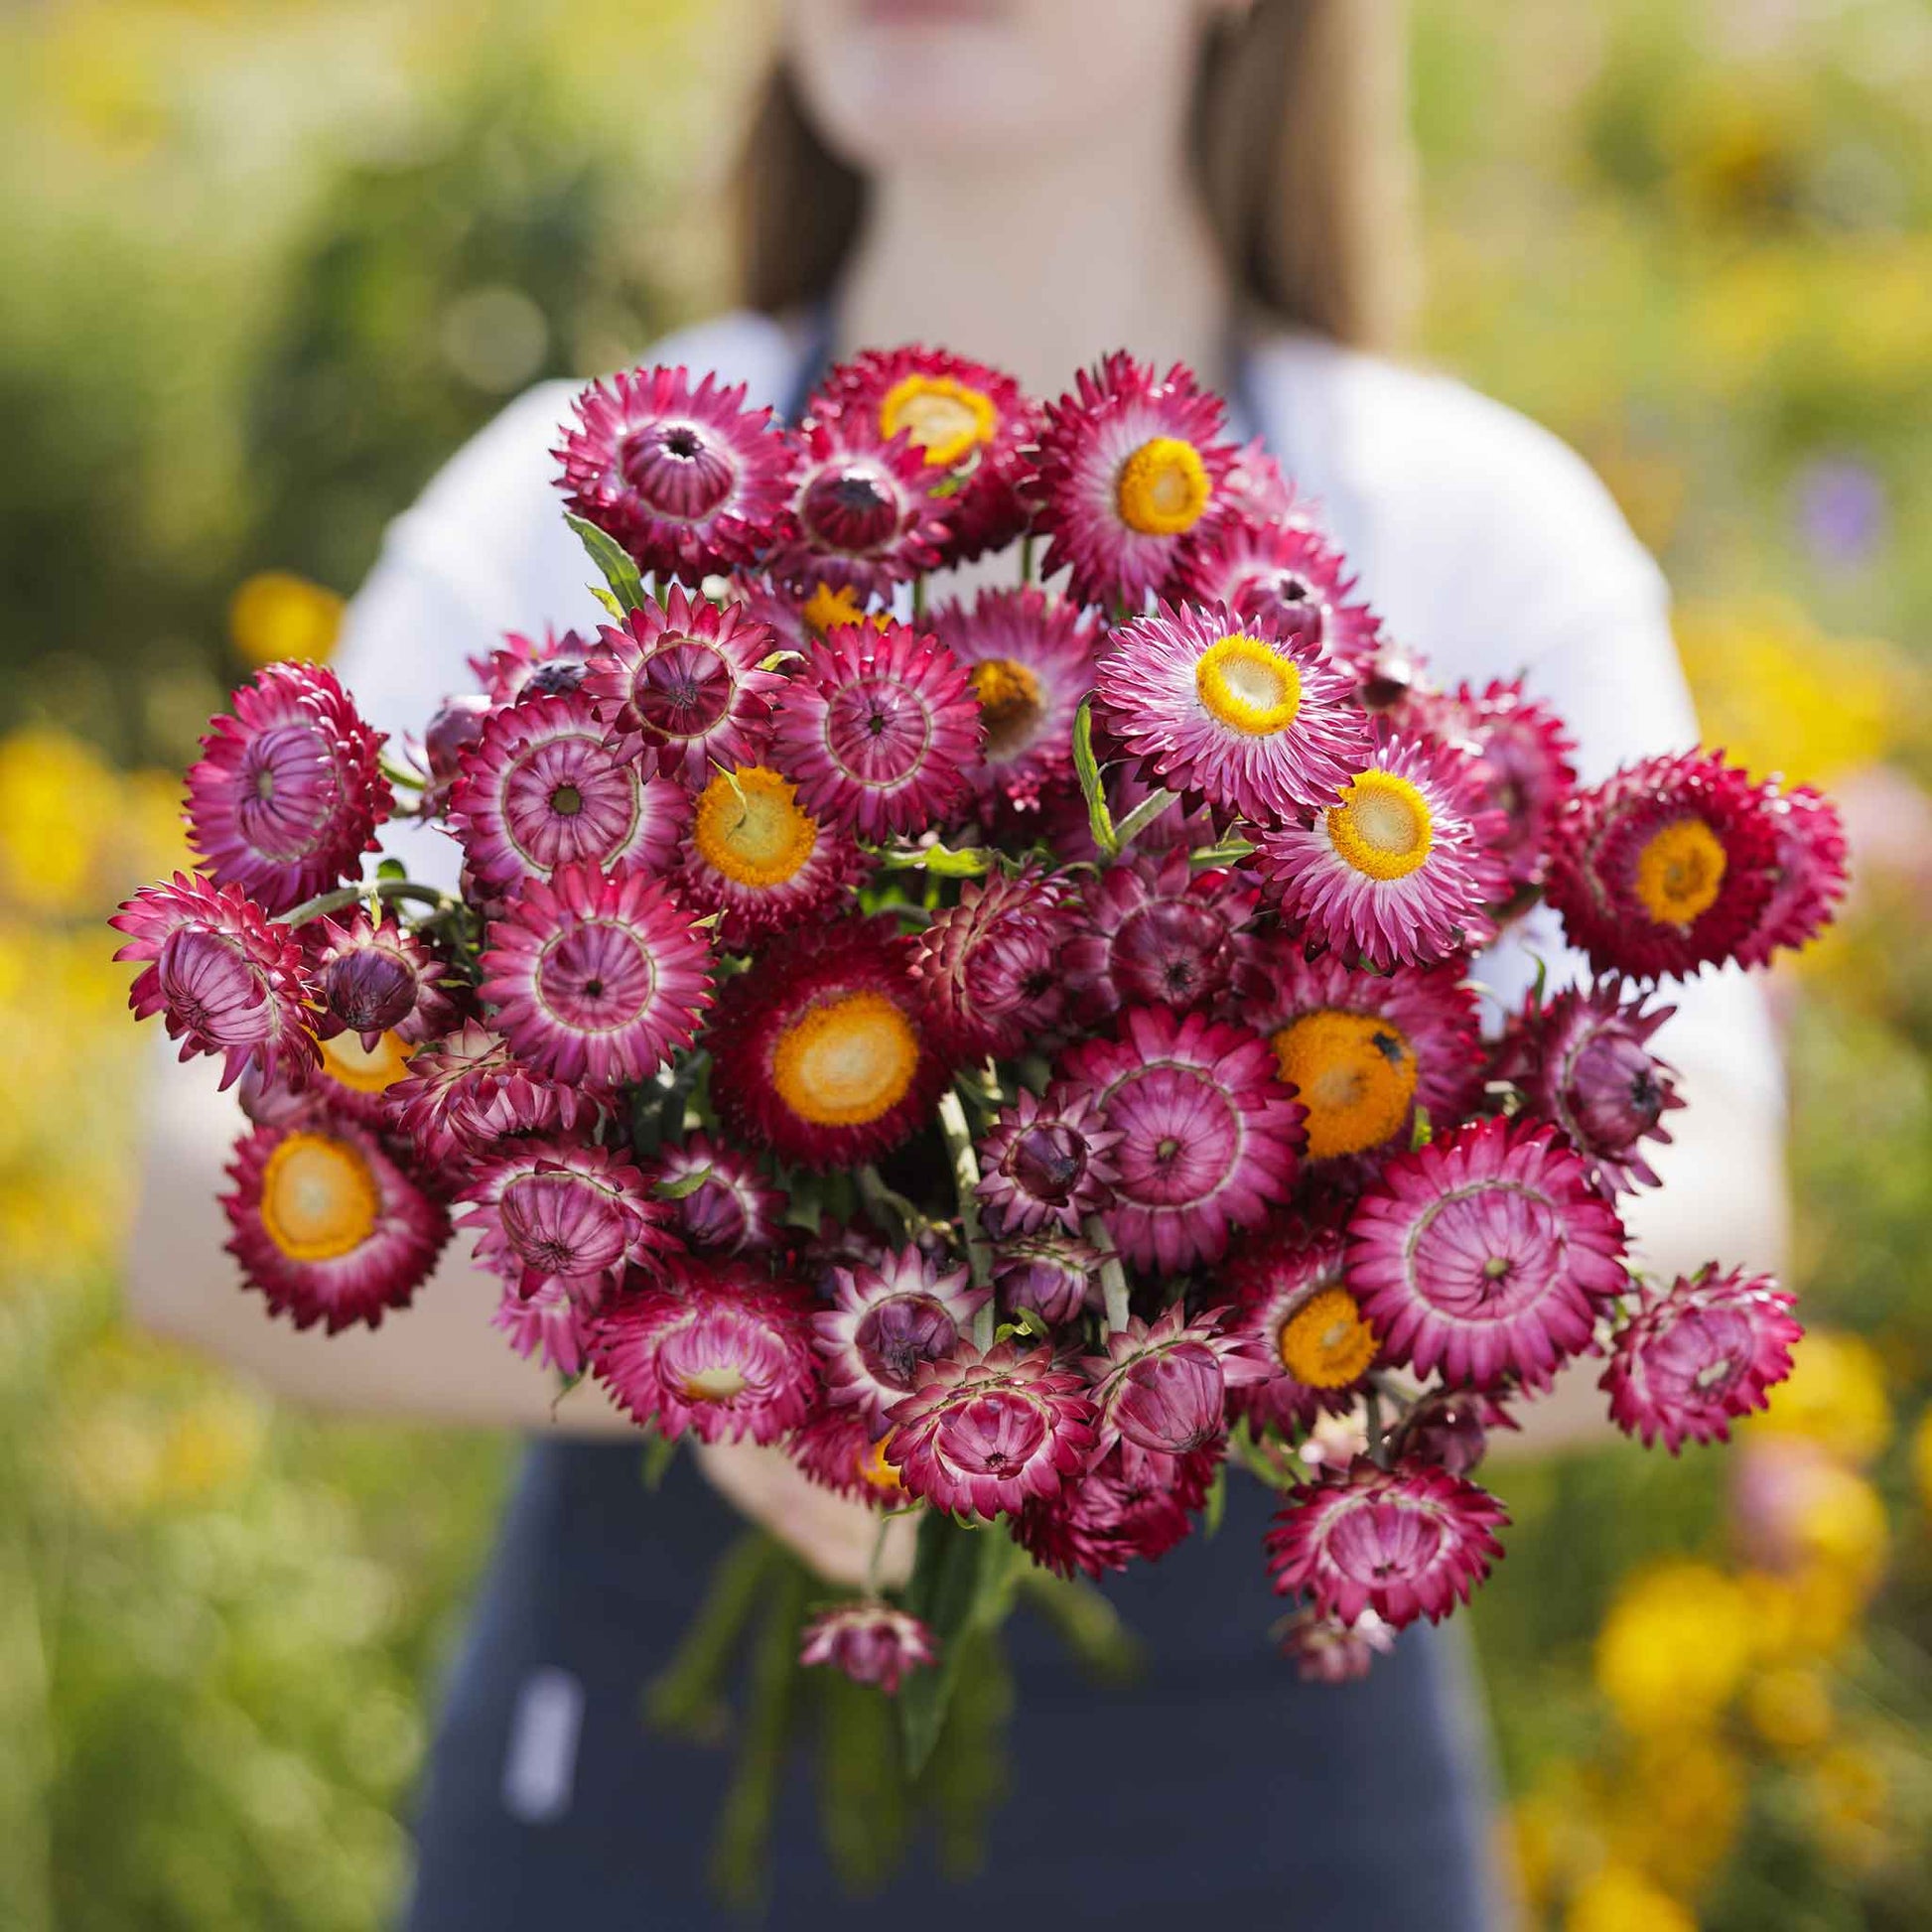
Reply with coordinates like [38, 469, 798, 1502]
[991, 1231, 1103, 1326]
[477, 861, 713, 1087]
[470, 626, 597, 708]
[382, 1019, 594, 1170]
[1603, 1265, 1802, 1451]
[1058, 1007, 1305, 1273]
[591, 1258, 818, 1445]
[1274, 1605, 1395, 1683]
[790, 1407, 906, 1509]
[1082, 1304, 1271, 1457]
[222, 1119, 449, 1331]
[908, 866, 1071, 1059]
[113, 873, 320, 1091]
[1064, 848, 1257, 1022]
[492, 1279, 597, 1378]
[975, 1083, 1121, 1239]
[555, 363, 794, 581]
[1173, 515, 1385, 670]
[1265, 1458, 1508, 1629]
[886, 1340, 1098, 1519]
[648, 1131, 785, 1258]
[1013, 1441, 1219, 1579]
[799, 1601, 937, 1696]
[184, 662, 387, 913]
[1736, 780, 1849, 969]
[813, 1244, 990, 1432]
[1347, 1118, 1629, 1390]
[309, 910, 459, 1048]
[1223, 1226, 1380, 1432]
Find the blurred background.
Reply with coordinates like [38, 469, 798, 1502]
[2, 0, 1929, 1925]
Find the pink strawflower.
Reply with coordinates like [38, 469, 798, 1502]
[1602, 1265, 1802, 1452]
[309, 910, 459, 1048]
[477, 861, 712, 1087]
[798, 1602, 937, 1697]
[648, 1131, 785, 1258]
[591, 1258, 818, 1445]
[449, 691, 688, 894]
[112, 872, 320, 1091]
[470, 626, 597, 707]
[1058, 1007, 1305, 1273]
[1265, 1457, 1508, 1629]
[222, 1119, 449, 1331]
[1223, 1226, 1379, 1432]
[767, 621, 982, 840]
[764, 412, 951, 598]
[1347, 1118, 1629, 1390]
[1209, 437, 1299, 526]
[1254, 730, 1510, 967]
[1083, 1304, 1271, 1457]
[1032, 352, 1234, 609]
[184, 662, 387, 913]
[707, 914, 949, 1171]
[1233, 935, 1484, 1169]
[1173, 516, 1386, 670]
[991, 1231, 1103, 1326]
[1501, 978, 1683, 1194]
[1736, 780, 1849, 968]
[886, 1339, 1098, 1519]
[583, 588, 788, 786]
[555, 363, 794, 581]
[929, 589, 1097, 825]
[790, 1408, 906, 1509]
[1014, 1441, 1220, 1580]
[908, 866, 1071, 1058]
[382, 1019, 594, 1170]
[458, 1138, 673, 1307]
[1544, 751, 1781, 980]
[492, 1279, 596, 1378]
[1274, 1605, 1395, 1683]
[1063, 848, 1257, 1022]
[975, 1083, 1121, 1239]
[813, 345, 1036, 563]
[813, 1244, 991, 1432]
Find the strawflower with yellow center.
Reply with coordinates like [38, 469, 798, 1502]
[858, 1434, 903, 1495]
[1117, 435, 1211, 536]
[693, 765, 818, 890]
[1633, 816, 1727, 925]
[801, 581, 889, 636]
[1272, 1010, 1418, 1160]
[318, 1028, 416, 1095]
[1278, 1286, 1379, 1388]
[1327, 769, 1435, 882]
[1194, 633, 1304, 737]
[770, 990, 920, 1129]
[970, 656, 1043, 757]
[258, 1131, 380, 1262]
[879, 372, 999, 469]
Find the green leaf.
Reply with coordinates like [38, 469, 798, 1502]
[653, 1164, 713, 1200]
[814, 1668, 911, 1893]
[1203, 1460, 1227, 1540]
[897, 1513, 1014, 1775]
[1410, 1104, 1435, 1151]
[1071, 699, 1118, 856]
[875, 840, 994, 877]
[376, 857, 408, 883]
[588, 583, 624, 621]
[640, 1426, 681, 1491]
[644, 1531, 782, 1743]
[564, 511, 647, 612]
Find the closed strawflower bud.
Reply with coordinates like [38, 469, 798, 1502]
[798, 1602, 937, 1697]
[422, 692, 489, 811]
[1083, 1305, 1272, 1458]
[992, 1232, 1102, 1327]
[974, 1083, 1120, 1239]
[1398, 1390, 1512, 1478]
[1274, 1605, 1395, 1683]
[310, 910, 458, 1049]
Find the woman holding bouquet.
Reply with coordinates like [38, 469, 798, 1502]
[130, 0, 1791, 1924]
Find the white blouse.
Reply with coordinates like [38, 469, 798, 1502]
[334, 310, 1781, 1114]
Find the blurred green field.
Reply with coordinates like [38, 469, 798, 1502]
[3, 2, 1929, 1926]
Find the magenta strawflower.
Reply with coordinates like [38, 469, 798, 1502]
[1063, 848, 1257, 1022]
[1014, 1441, 1220, 1580]
[1736, 780, 1848, 968]
[799, 1602, 937, 1697]
[1209, 437, 1298, 526]
[764, 412, 952, 597]
[420, 694, 490, 814]
[222, 1119, 449, 1331]
[814, 345, 1036, 564]
[975, 1083, 1121, 1239]
[1032, 352, 1234, 609]
[767, 621, 982, 840]
[470, 626, 597, 708]
[1058, 1007, 1305, 1273]
[813, 1244, 991, 1432]
[309, 910, 459, 1048]
[555, 363, 794, 581]
[1233, 935, 1484, 1168]
[1254, 730, 1510, 967]
[583, 588, 788, 787]
[1083, 1305, 1271, 1458]
[449, 691, 688, 894]
[1544, 750, 1781, 980]
[477, 861, 712, 1087]
[184, 662, 387, 913]
[1265, 1458, 1508, 1629]
[1274, 1605, 1395, 1683]
[929, 589, 1098, 824]
[1173, 517, 1386, 670]
[492, 1279, 596, 1378]
[886, 1339, 1098, 1519]
[1603, 1265, 1802, 1451]
[459, 1138, 673, 1307]
[908, 867, 1071, 1059]
[590, 1259, 818, 1445]
[648, 1131, 785, 1258]
[1347, 1117, 1629, 1390]
[113, 872, 319, 1091]
[382, 1019, 594, 1170]
[991, 1231, 1103, 1325]
[1223, 1227, 1380, 1432]
[790, 1407, 906, 1509]
[707, 915, 949, 1171]
[1502, 978, 1683, 1194]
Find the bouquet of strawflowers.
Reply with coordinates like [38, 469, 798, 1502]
[115, 345, 1845, 1852]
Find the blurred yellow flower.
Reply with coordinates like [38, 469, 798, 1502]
[1611, 1732, 1746, 1895]
[1913, 1408, 1932, 1517]
[1746, 1665, 1835, 1756]
[1595, 1562, 1752, 1734]
[158, 1390, 268, 1501]
[1737, 1565, 1863, 1665]
[1755, 1330, 1892, 1465]
[1507, 1781, 1605, 1913]
[0, 728, 120, 916]
[229, 570, 346, 667]
[1563, 1862, 1696, 1932]
[1809, 1743, 1890, 1873]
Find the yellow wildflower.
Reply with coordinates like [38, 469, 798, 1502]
[1754, 1330, 1891, 1465]
[229, 570, 346, 667]
[1594, 1562, 1751, 1733]
[1563, 1863, 1696, 1932]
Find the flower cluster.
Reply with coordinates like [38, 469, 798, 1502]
[113, 346, 1842, 1699]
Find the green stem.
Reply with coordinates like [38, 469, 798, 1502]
[1018, 533, 1035, 587]
[1110, 786, 1177, 853]
[910, 573, 927, 621]
[1190, 834, 1257, 868]
[936, 1086, 995, 1343]
[271, 877, 457, 926]
[857, 1164, 930, 1241]
[1082, 1212, 1131, 1333]
[379, 754, 425, 791]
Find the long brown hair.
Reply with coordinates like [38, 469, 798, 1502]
[733, 0, 1417, 352]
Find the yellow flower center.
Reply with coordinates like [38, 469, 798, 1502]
[858, 1434, 903, 1494]
[970, 656, 1043, 757]
[1633, 817, 1727, 926]
[258, 1131, 379, 1262]
[801, 582, 888, 636]
[693, 765, 819, 890]
[1325, 770, 1434, 882]
[1271, 1010, 1419, 1160]
[679, 1364, 750, 1404]
[879, 372, 998, 469]
[1278, 1285, 1379, 1388]
[317, 1028, 416, 1095]
[1116, 435, 1211, 536]
[1194, 634, 1304, 737]
[770, 990, 920, 1128]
